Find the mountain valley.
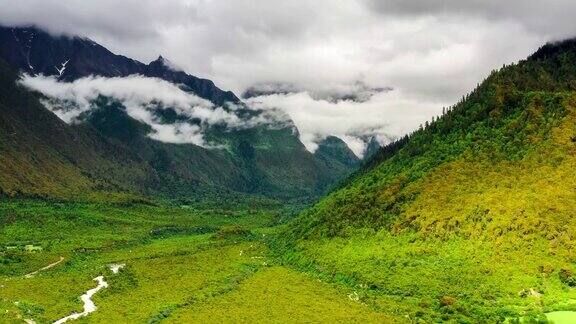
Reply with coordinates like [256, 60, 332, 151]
[1, 22, 576, 323]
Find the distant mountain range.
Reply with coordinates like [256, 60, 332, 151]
[242, 81, 392, 103]
[0, 25, 369, 203]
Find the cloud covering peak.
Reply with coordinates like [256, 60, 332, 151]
[245, 88, 439, 157]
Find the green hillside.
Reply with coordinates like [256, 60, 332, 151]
[0, 60, 155, 202]
[0, 58, 356, 204]
[278, 39, 576, 321]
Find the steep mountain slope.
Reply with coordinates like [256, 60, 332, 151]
[0, 26, 238, 106]
[314, 136, 360, 174]
[295, 39, 576, 236]
[0, 25, 358, 202]
[282, 39, 576, 321]
[362, 137, 382, 160]
[0, 59, 155, 200]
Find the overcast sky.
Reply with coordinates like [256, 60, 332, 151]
[1, 0, 575, 156]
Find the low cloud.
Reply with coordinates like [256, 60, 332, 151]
[19, 74, 246, 147]
[20, 73, 443, 157]
[246, 89, 441, 157]
[244, 81, 391, 103]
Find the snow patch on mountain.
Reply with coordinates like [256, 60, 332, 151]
[56, 59, 69, 76]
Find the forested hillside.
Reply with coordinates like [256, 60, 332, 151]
[294, 38, 576, 237]
[280, 38, 576, 321]
[0, 59, 155, 201]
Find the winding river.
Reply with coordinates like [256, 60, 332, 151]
[52, 264, 124, 324]
[52, 276, 108, 324]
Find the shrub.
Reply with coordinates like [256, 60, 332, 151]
[439, 296, 457, 307]
[212, 226, 252, 240]
[559, 268, 576, 286]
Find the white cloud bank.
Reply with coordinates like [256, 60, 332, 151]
[20, 73, 435, 158]
[4, 0, 575, 157]
[246, 89, 440, 157]
[19, 74, 244, 147]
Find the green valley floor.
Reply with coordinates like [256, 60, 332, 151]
[0, 201, 393, 323]
[1, 201, 576, 323]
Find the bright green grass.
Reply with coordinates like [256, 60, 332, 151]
[8, 199, 575, 323]
[0, 201, 393, 323]
[168, 266, 395, 323]
[546, 311, 576, 323]
[276, 230, 576, 322]
[1, 235, 265, 323]
[78, 238, 268, 323]
[0, 200, 277, 275]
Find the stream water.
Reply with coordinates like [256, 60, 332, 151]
[52, 276, 108, 324]
[52, 264, 125, 323]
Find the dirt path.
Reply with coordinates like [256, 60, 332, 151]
[25, 256, 65, 278]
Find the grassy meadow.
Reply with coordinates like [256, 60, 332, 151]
[275, 231, 576, 322]
[0, 200, 392, 323]
[3, 200, 575, 323]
